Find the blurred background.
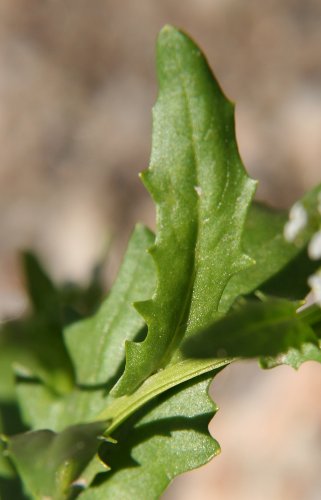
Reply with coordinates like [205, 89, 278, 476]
[0, 1, 320, 498]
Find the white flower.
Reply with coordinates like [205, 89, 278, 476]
[283, 202, 307, 242]
[308, 271, 321, 306]
[308, 230, 321, 260]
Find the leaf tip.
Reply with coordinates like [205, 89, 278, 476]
[157, 24, 198, 57]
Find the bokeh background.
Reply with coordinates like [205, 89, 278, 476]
[0, 1, 321, 499]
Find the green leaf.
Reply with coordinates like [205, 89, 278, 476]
[0, 252, 75, 396]
[80, 374, 220, 500]
[221, 186, 321, 311]
[113, 25, 256, 396]
[0, 464, 27, 500]
[7, 24, 321, 500]
[6, 421, 107, 500]
[217, 187, 321, 370]
[256, 185, 321, 299]
[22, 251, 61, 320]
[260, 342, 321, 370]
[219, 203, 290, 311]
[64, 224, 155, 389]
[183, 299, 318, 359]
[95, 358, 229, 434]
[10, 364, 226, 499]
[0, 250, 106, 412]
[15, 225, 156, 432]
[260, 303, 321, 369]
[12, 238, 228, 498]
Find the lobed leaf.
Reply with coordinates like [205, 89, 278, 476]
[113, 25, 257, 396]
[183, 299, 318, 359]
[80, 375, 220, 500]
[260, 342, 321, 370]
[260, 303, 321, 369]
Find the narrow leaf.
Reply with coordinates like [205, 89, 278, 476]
[113, 25, 256, 396]
[22, 251, 60, 319]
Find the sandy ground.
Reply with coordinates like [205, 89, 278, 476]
[0, 1, 321, 498]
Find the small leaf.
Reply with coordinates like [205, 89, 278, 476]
[221, 186, 321, 311]
[260, 303, 321, 369]
[64, 224, 155, 389]
[113, 25, 256, 396]
[183, 299, 318, 359]
[22, 251, 61, 321]
[0, 252, 75, 395]
[16, 225, 156, 432]
[6, 421, 107, 500]
[260, 342, 321, 370]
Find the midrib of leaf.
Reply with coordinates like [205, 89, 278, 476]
[149, 54, 202, 368]
[164, 29, 256, 338]
[95, 358, 230, 435]
[163, 55, 233, 363]
[160, 48, 200, 366]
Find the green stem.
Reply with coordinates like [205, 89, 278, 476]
[298, 303, 321, 328]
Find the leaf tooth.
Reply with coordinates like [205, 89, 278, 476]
[134, 299, 154, 324]
[110, 341, 146, 396]
[139, 169, 159, 202]
[139, 169, 150, 188]
[147, 243, 157, 257]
